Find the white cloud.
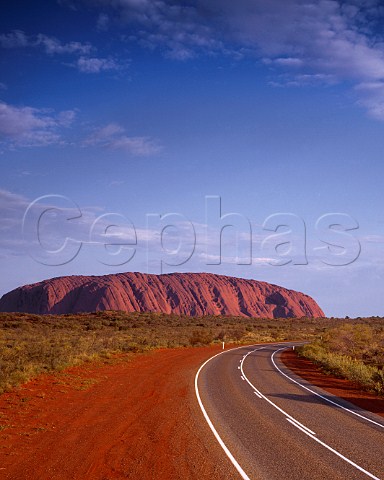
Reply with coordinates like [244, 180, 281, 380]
[2, 187, 381, 281]
[108, 135, 161, 155]
[76, 56, 121, 73]
[355, 81, 384, 119]
[274, 57, 304, 67]
[0, 30, 122, 75]
[83, 123, 122, 146]
[210, 0, 384, 117]
[57, 109, 77, 127]
[108, 180, 125, 187]
[0, 189, 191, 266]
[84, 123, 162, 156]
[0, 30, 92, 55]
[0, 190, 95, 262]
[165, 47, 196, 61]
[97, 13, 110, 30]
[0, 189, 40, 257]
[94, 0, 225, 58]
[0, 102, 77, 149]
[0, 30, 28, 48]
[269, 73, 338, 88]
[36, 34, 92, 55]
[364, 234, 384, 243]
[92, 123, 124, 138]
[0, 103, 56, 140]
[89, 0, 384, 119]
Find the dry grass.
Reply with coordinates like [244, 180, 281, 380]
[298, 323, 384, 395]
[0, 311, 382, 394]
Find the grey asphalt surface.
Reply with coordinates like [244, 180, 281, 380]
[197, 343, 384, 480]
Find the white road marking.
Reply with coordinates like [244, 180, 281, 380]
[286, 417, 316, 436]
[271, 348, 384, 430]
[195, 344, 270, 480]
[241, 376, 245, 381]
[195, 345, 252, 480]
[240, 349, 318, 433]
[196, 343, 382, 480]
[287, 417, 315, 435]
[285, 417, 380, 479]
[241, 348, 381, 480]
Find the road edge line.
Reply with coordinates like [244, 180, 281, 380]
[271, 348, 384, 429]
[195, 345, 252, 480]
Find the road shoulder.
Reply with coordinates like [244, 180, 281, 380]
[0, 346, 237, 480]
[281, 349, 384, 419]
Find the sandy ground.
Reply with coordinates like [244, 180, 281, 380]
[0, 345, 382, 480]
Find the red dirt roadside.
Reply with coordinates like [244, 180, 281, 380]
[1, 345, 383, 480]
[0, 347, 237, 480]
[281, 349, 384, 418]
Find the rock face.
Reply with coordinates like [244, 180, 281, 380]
[0, 272, 324, 318]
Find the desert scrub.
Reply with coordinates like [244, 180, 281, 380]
[298, 323, 384, 395]
[0, 312, 382, 394]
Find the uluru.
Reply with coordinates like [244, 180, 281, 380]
[0, 272, 324, 318]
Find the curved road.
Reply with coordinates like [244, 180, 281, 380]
[196, 343, 384, 480]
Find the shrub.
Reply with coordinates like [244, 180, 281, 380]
[189, 330, 214, 346]
[1, 312, 382, 394]
[299, 328, 384, 396]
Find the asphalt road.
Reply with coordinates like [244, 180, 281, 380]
[195, 343, 384, 480]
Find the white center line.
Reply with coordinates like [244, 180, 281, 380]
[195, 344, 271, 480]
[241, 348, 381, 480]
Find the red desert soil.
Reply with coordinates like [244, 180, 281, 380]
[2, 346, 382, 480]
[281, 349, 384, 418]
[0, 347, 238, 480]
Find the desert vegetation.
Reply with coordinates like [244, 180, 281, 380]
[298, 322, 384, 395]
[0, 311, 332, 393]
[0, 311, 383, 395]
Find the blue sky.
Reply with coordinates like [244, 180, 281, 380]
[1, 0, 384, 317]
